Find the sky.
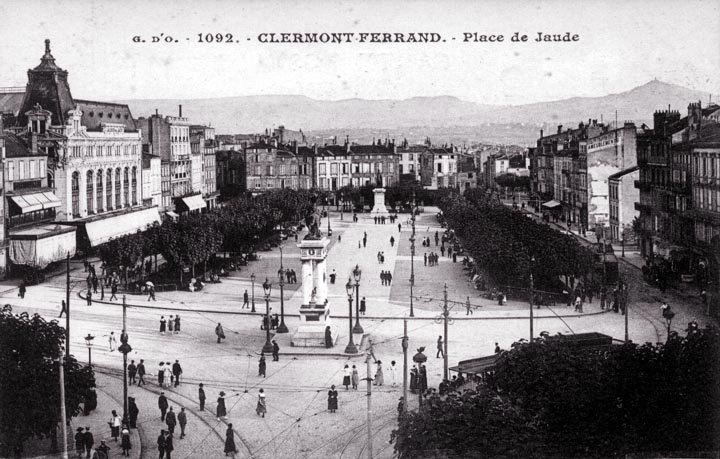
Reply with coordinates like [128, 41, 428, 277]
[0, 0, 719, 105]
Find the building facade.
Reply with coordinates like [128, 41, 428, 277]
[608, 166, 640, 242]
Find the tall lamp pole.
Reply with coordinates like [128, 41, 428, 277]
[66, 253, 71, 357]
[277, 246, 288, 333]
[250, 273, 256, 313]
[118, 296, 132, 426]
[529, 256, 535, 341]
[261, 279, 274, 354]
[352, 265, 364, 334]
[410, 192, 417, 317]
[84, 334, 94, 367]
[345, 279, 359, 353]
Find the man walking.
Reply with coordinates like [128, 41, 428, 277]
[128, 360, 137, 385]
[110, 282, 118, 301]
[165, 406, 177, 435]
[148, 285, 156, 301]
[272, 340, 280, 361]
[177, 407, 187, 439]
[108, 332, 117, 352]
[424, 253, 427, 266]
[158, 392, 168, 421]
[86, 289, 93, 306]
[172, 360, 183, 387]
[390, 236, 395, 247]
[363, 232, 367, 248]
[436, 335, 444, 358]
[466, 296, 473, 315]
[18, 282, 26, 299]
[198, 383, 206, 411]
[83, 426, 94, 458]
[243, 290, 249, 308]
[137, 359, 146, 386]
[157, 430, 166, 459]
[59, 300, 67, 318]
[360, 297, 366, 315]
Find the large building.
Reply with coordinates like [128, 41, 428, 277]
[608, 166, 640, 242]
[1, 40, 160, 255]
[190, 125, 220, 209]
[420, 145, 457, 189]
[315, 144, 351, 191]
[348, 141, 399, 188]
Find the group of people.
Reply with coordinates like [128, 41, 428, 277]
[409, 364, 429, 395]
[278, 268, 298, 284]
[376, 251, 386, 264]
[380, 270, 393, 286]
[157, 360, 184, 388]
[373, 214, 399, 224]
[261, 313, 281, 331]
[424, 252, 441, 266]
[159, 315, 181, 335]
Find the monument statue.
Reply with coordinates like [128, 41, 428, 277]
[303, 194, 324, 240]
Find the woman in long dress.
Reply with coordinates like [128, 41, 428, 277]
[351, 365, 359, 390]
[217, 391, 227, 420]
[342, 365, 351, 390]
[374, 360, 384, 386]
[327, 385, 338, 413]
[256, 389, 267, 417]
[163, 362, 172, 387]
[224, 423, 238, 456]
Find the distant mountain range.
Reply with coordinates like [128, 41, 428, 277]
[116, 80, 716, 146]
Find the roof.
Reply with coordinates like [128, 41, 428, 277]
[246, 143, 275, 151]
[0, 91, 26, 115]
[74, 100, 138, 132]
[1, 132, 31, 157]
[317, 145, 348, 157]
[349, 144, 396, 155]
[608, 165, 640, 181]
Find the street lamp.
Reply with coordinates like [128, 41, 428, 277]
[344, 278, 359, 354]
[250, 273, 256, 313]
[410, 192, 417, 317]
[118, 297, 132, 426]
[662, 307, 675, 342]
[412, 348, 427, 408]
[352, 264, 363, 334]
[261, 279, 274, 354]
[327, 199, 332, 236]
[340, 192, 344, 221]
[277, 246, 288, 333]
[84, 334, 95, 367]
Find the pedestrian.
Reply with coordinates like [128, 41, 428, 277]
[217, 391, 227, 420]
[158, 391, 168, 421]
[157, 430, 167, 459]
[360, 297, 366, 315]
[75, 427, 85, 458]
[128, 360, 137, 385]
[165, 406, 177, 435]
[177, 407, 187, 439]
[494, 342, 501, 354]
[351, 365, 359, 389]
[328, 385, 339, 413]
[342, 364, 351, 390]
[389, 360, 398, 386]
[325, 326, 333, 348]
[164, 362, 172, 388]
[258, 353, 266, 377]
[242, 289, 249, 308]
[216, 323, 225, 343]
[390, 236, 395, 247]
[434, 231, 439, 246]
[420, 364, 428, 393]
[148, 285, 156, 301]
[436, 335, 444, 358]
[387, 271, 392, 285]
[160, 316, 166, 335]
[410, 367, 418, 394]
[168, 315, 174, 333]
[18, 282, 26, 299]
[158, 362, 165, 385]
[381, 252, 385, 264]
[110, 282, 118, 301]
[121, 426, 131, 456]
[466, 296, 472, 315]
[380, 270, 385, 285]
[256, 389, 267, 417]
[398, 222, 402, 232]
[163, 431, 174, 459]
[172, 360, 182, 386]
[59, 300, 67, 318]
[87, 289, 93, 306]
[424, 253, 427, 266]
[83, 426, 94, 458]
[92, 276, 99, 294]
[137, 359, 146, 386]
[330, 269, 336, 284]
[358, 240, 361, 249]
[373, 360, 384, 386]
[224, 424, 238, 456]
[198, 383, 206, 411]
[440, 245, 445, 257]
[108, 332, 117, 352]
[600, 287, 607, 309]
[128, 397, 139, 429]
[174, 314, 180, 333]
[368, 337, 377, 362]
[587, 287, 594, 304]
[363, 232, 367, 248]
[272, 340, 279, 361]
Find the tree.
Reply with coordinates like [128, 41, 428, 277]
[0, 306, 95, 457]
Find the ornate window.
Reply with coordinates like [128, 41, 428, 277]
[115, 168, 121, 208]
[131, 167, 138, 205]
[106, 169, 113, 210]
[124, 168, 130, 207]
[96, 170, 103, 212]
[71, 171, 80, 217]
[86, 170, 94, 214]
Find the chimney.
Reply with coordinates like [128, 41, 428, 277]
[557, 125, 563, 134]
[540, 129, 544, 138]
[155, 108, 159, 116]
[178, 104, 183, 118]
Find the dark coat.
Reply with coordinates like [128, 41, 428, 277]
[74, 432, 85, 449]
[177, 410, 187, 426]
[158, 394, 168, 411]
[157, 433, 166, 451]
[224, 427, 237, 453]
[217, 396, 227, 418]
[172, 362, 182, 376]
[165, 434, 174, 452]
[166, 410, 177, 427]
[83, 431, 94, 448]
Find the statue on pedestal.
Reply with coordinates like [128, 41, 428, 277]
[304, 194, 324, 240]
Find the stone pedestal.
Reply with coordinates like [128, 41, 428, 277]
[292, 238, 336, 347]
[371, 188, 389, 214]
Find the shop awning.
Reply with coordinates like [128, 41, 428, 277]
[84, 207, 161, 246]
[542, 200, 561, 209]
[165, 211, 179, 219]
[180, 195, 207, 212]
[10, 192, 61, 213]
[9, 224, 76, 268]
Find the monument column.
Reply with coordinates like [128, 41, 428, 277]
[317, 259, 328, 305]
[302, 259, 313, 306]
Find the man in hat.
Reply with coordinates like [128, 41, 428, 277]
[137, 359, 146, 386]
[172, 360, 183, 387]
[157, 429, 167, 459]
[75, 427, 85, 458]
[83, 426, 94, 458]
[272, 340, 280, 361]
[198, 383, 206, 411]
[165, 406, 177, 435]
[158, 392, 168, 421]
[127, 360, 137, 385]
[177, 407, 187, 439]
[242, 289, 249, 308]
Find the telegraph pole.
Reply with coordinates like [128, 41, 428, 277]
[59, 349, 69, 459]
[409, 192, 417, 317]
[442, 283, 449, 380]
[530, 257, 535, 341]
[624, 281, 630, 343]
[65, 253, 70, 357]
[365, 351, 373, 459]
[402, 319, 408, 413]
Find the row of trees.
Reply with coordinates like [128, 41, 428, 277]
[97, 189, 315, 283]
[438, 188, 594, 290]
[392, 327, 720, 458]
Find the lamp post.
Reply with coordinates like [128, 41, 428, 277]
[118, 296, 132, 426]
[352, 264, 364, 334]
[410, 192, 417, 317]
[84, 334, 95, 367]
[261, 279, 274, 354]
[412, 348, 427, 408]
[345, 279, 359, 354]
[327, 199, 332, 236]
[340, 192, 344, 221]
[663, 307, 675, 342]
[250, 273, 256, 313]
[529, 256, 535, 341]
[277, 246, 288, 333]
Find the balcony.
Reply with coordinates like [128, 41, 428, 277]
[634, 202, 654, 213]
[634, 180, 653, 191]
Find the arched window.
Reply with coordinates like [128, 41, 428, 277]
[86, 170, 94, 214]
[124, 168, 130, 207]
[115, 168, 121, 208]
[131, 167, 138, 205]
[71, 171, 80, 217]
[106, 169, 113, 210]
[96, 170, 103, 212]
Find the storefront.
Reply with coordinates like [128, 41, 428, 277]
[9, 224, 76, 268]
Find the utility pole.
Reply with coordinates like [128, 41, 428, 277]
[121, 296, 129, 423]
[409, 192, 416, 317]
[530, 257, 535, 341]
[434, 284, 454, 381]
[365, 351, 373, 459]
[402, 319, 408, 413]
[65, 253, 70, 357]
[58, 349, 69, 459]
[624, 282, 630, 344]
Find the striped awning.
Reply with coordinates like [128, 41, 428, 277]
[10, 192, 61, 213]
